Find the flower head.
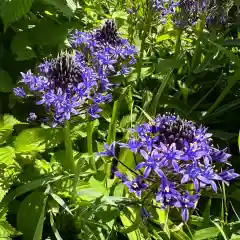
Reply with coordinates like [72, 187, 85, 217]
[14, 21, 137, 126]
[100, 113, 239, 221]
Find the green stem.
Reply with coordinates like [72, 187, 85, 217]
[175, 29, 182, 57]
[136, 3, 152, 83]
[87, 121, 96, 171]
[64, 120, 75, 173]
[186, 15, 205, 86]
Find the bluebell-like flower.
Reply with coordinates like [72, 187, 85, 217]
[119, 139, 142, 153]
[99, 142, 116, 157]
[14, 20, 137, 126]
[137, 149, 165, 178]
[115, 171, 148, 197]
[100, 113, 239, 222]
[27, 112, 37, 122]
[13, 87, 26, 98]
[156, 179, 180, 207]
[174, 192, 199, 222]
[70, 19, 137, 80]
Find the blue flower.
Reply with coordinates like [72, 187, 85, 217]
[100, 113, 239, 222]
[156, 179, 180, 208]
[174, 192, 199, 221]
[27, 112, 37, 122]
[158, 142, 182, 172]
[115, 171, 148, 197]
[99, 142, 116, 157]
[137, 149, 165, 178]
[119, 139, 142, 153]
[219, 169, 239, 183]
[13, 87, 26, 98]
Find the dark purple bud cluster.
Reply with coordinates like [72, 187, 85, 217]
[14, 20, 137, 126]
[99, 113, 239, 221]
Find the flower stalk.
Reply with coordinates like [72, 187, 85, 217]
[87, 120, 96, 172]
[64, 120, 75, 173]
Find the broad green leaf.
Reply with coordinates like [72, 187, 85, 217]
[193, 227, 219, 240]
[89, 176, 106, 194]
[14, 128, 46, 154]
[11, 32, 36, 61]
[29, 19, 69, 46]
[0, 0, 32, 30]
[0, 69, 13, 92]
[0, 146, 15, 165]
[17, 192, 48, 240]
[43, 0, 75, 17]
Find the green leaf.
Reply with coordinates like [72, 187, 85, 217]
[156, 33, 172, 42]
[0, 175, 65, 215]
[0, 0, 32, 30]
[0, 146, 15, 165]
[29, 19, 69, 46]
[211, 221, 228, 240]
[17, 192, 48, 240]
[0, 219, 21, 239]
[0, 69, 13, 93]
[193, 227, 219, 240]
[14, 128, 46, 154]
[11, 32, 36, 61]
[50, 212, 63, 240]
[120, 208, 143, 240]
[43, 0, 75, 18]
[112, 10, 128, 20]
[50, 193, 73, 215]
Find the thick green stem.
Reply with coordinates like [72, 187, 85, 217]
[64, 120, 75, 173]
[175, 29, 182, 57]
[186, 15, 205, 86]
[87, 121, 96, 171]
[136, 4, 152, 83]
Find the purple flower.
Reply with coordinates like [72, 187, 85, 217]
[158, 143, 182, 172]
[99, 113, 239, 222]
[219, 169, 239, 183]
[99, 142, 116, 157]
[13, 87, 26, 98]
[115, 172, 148, 197]
[27, 112, 37, 122]
[14, 20, 137, 126]
[137, 149, 165, 178]
[174, 192, 199, 221]
[88, 104, 102, 119]
[156, 179, 180, 207]
[119, 139, 142, 153]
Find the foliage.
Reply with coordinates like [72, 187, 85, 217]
[0, 0, 240, 240]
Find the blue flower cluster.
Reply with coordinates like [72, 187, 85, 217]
[69, 19, 137, 79]
[151, 0, 179, 24]
[100, 113, 239, 221]
[172, 0, 228, 28]
[14, 20, 137, 126]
